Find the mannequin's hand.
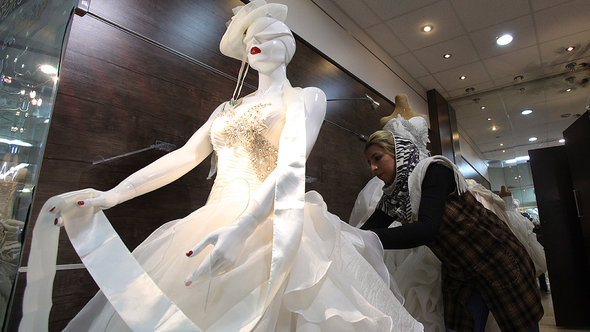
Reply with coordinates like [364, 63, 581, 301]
[46, 188, 118, 227]
[184, 223, 250, 286]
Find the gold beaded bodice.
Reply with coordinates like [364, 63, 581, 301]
[210, 101, 285, 181]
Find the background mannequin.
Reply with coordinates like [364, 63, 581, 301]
[379, 94, 427, 127]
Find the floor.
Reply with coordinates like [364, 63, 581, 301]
[539, 290, 589, 332]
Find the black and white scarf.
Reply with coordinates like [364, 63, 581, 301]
[376, 134, 420, 224]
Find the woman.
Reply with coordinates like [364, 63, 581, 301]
[20, 2, 422, 331]
[362, 130, 543, 332]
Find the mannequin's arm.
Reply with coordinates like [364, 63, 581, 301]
[49, 104, 224, 219]
[185, 87, 326, 283]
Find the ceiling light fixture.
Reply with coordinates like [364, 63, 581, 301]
[465, 87, 475, 93]
[521, 109, 532, 115]
[496, 33, 513, 46]
[502, 150, 506, 153]
[491, 125, 497, 131]
[480, 106, 486, 110]
[422, 25, 433, 32]
[460, 75, 466, 80]
[559, 138, 565, 143]
[487, 117, 492, 121]
[500, 143, 504, 146]
[443, 53, 452, 59]
[529, 137, 537, 142]
[566, 46, 575, 52]
[565, 88, 572, 92]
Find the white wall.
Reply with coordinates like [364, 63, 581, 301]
[273, 0, 428, 116]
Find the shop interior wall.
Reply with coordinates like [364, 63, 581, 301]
[8, 0, 398, 330]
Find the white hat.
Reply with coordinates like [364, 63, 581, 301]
[220, 0, 288, 60]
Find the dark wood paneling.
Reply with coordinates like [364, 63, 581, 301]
[529, 146, 590, 327]
[9, 0, 396, 330]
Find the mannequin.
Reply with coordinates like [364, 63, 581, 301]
[379, 94, 426, 127]
[498, 185, 511, 198]
[20, 1, 423, 331]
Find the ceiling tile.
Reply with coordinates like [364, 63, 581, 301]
[365, 23, 409, 57]
[413, 35, 480, 73]
[386, 1, 465, 51]
[450, 0, 531, 32]
[415, 75, 445, 92]
[538, 31, 590, 67]
[535, 0, 590, 42]
[394, 52, 430, 78]
[332, 0, 381, 29]
[530, 0, 572, 11]
[447, 80, 496, 99]
[469, 15, 537, 59]
[433, 61, 491, 90]
[363, 0, 440, 21]
[483, 46, 542, 81]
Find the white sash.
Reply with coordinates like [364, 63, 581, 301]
[19, 191, 201, 331]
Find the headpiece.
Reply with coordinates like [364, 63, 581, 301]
[220, 0, 288, 61]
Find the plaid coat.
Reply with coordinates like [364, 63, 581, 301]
[427, 191, 543, 331]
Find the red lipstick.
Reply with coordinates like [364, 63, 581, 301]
[250, 46, 261, 55]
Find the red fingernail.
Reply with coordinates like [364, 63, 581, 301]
[54, 218, 59, 225]
[77, 201, 84, 206]
[186, 250, 193, 257]
[49, 207, 55, 212]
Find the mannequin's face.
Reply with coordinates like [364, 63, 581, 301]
[365, 145, 396, 184]
[243, 18, 294, 73]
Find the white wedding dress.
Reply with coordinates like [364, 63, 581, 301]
[52, 96, 423, 331]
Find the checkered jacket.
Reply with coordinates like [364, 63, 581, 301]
[427, 191, 543, 331]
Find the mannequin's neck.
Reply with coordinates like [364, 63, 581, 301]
[256, 65, 288, 97]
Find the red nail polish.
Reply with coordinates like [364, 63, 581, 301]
[77, 201, 84, 206]
[54, 218, 59, 225]
[186, 250, 193, 257]
[49, 207, 55, 212]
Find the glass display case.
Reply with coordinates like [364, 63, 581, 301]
[0, 0, 75, 327]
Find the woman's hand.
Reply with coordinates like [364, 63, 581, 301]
[184, 222, 252, 286]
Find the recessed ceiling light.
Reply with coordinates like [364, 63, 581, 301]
[500, 143, 504, 146]
[459, 75, 466, 80]
[502, 150, 506, 153]
[559, 138, 565, 143]
[480, 106, 486, 110]
[496, 33, 513, 46]
[491, 125, 497, 131]
[565, 88, 572, 92]
[443, 53, 452, 59]
[529, 137, 537, 142]
[521, 109, 533, 115]
[422, 25, 433, 32]
[566, 46, 575, 52]
[487, 117, 492, 121]
[465, 87, 475, 93]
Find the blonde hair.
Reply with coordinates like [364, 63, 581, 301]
[365, 130, 396, 155]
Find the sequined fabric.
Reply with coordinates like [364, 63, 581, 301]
[215, 102, 278, 181]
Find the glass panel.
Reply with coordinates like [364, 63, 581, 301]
[0, 0, 75, 326]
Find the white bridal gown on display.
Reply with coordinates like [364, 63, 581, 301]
[33, 91, 422, 331]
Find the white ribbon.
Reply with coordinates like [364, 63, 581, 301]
[266, 85, 306, 307]
[20, 191, 201, 331]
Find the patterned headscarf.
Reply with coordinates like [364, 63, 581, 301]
[376, 134, 420, 224]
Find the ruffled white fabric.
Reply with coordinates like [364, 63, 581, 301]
[466, 180, 547, 276]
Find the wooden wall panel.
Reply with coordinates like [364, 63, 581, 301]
[8, 0, 396, 329]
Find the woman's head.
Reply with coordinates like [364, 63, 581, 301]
[364, 130, 397, 184]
